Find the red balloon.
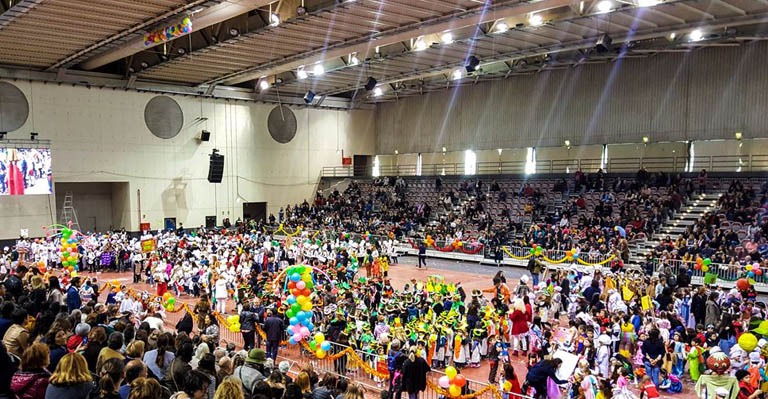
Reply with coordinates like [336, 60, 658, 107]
[736, 278, 750, 291]
[452, 374, 467, 388]
[291, 288, 300, 296]
[288, 281, 296, 289]
[756, 269, 763, 276]
[302, 288, 311, 296]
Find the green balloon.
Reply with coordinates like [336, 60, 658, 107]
[309, 341, 317, 351]
[291, 303, 301, 313]
[305, 281, 314, 290]
[296, 265, 305, 274]
[286, 309, 296, 318]
[62, 252, 70, 258]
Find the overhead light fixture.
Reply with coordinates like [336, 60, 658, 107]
[596, 0, 613, 13]
[689, 29, 704, 41]
[140, 62, 149, 69]
[465, 55, 480, 73]
[637, 0, 660, 6]
[304, 90, 316, 104]
[497, 148, 503, 155]
[442, 147, 447, 153]
[269, 13, 280, 26]
[297, 66, 308, 79]
[735, 131, 742, 141]
[564, 139, 571, 147]
[30, 132, 39, 141]
[451, 69, 463, 80]
[668, 32, 677, 40]
[642, 136, 650, 143]
[372, 86, 383, 97]
[177, 48, 186, 55]
[349, 53, 359, 66]
[364, 77, 377, 91]
[440, 32, 454, 44]
[529, 14, 544, 27]
[394, 150, 399, 155]
[495, 20, 509, 33]
[413, 37, 428, 51]
[229, 28, 240, 36]
[258, 78, 270, 91]
[313, 64, 325, 75]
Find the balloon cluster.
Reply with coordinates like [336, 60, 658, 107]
[309, 332, 332, 359]
[745, 262, 763, 279]
[59, 228, 80, 274]
[424, 235, 435, 247]
[144, 17, 192, 46]
[566, 247, 580, 260]
[161, 292, 176, 311]
[226, 315, 241, 333]
[529, 244, 544, 256]
[437, 367, 467, 397]
[451, 239, 463, 250]
[694, 257, 712, 272]
[285, 265, 315, 345]
[736, 278, 752, 291]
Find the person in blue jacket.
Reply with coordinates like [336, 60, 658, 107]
[67, 277, 82, 313]
[524, 358, 568, 399]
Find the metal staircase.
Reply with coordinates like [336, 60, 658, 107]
[59, 191, 81, 232]
[632, 191, 723, 261]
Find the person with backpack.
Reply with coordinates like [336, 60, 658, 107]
[527, 257, 542, 287]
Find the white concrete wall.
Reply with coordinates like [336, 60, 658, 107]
[0, 81, 375, 238]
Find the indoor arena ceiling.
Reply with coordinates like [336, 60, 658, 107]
[0, 0, 766, 108]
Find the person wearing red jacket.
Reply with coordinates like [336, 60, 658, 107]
[510, 299, 530, 356]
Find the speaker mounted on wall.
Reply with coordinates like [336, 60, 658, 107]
[208, 149, 224, 183]
[199, 130, 211, 141]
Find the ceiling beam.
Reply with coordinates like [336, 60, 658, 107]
[0, 0, 43, 30]
[320, 11, 768, 97]
[212, 0, 577, 86]
[76, 0, 272, 71]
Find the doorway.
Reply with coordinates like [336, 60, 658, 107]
[243, 202, 267, 223]
[164, 218, 176, 231]
[353, 155, 372, 177]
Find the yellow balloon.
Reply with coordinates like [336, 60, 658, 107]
[316, 349, 326, 359]
[301, 302, 312, 311]
[448, 385, 461, 397]
[315, 333, 325, 344]
[445, 366, 458, 380]
[746, 264, 753, 271]
[738, 332, 758, 352]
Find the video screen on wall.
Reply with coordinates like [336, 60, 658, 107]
[0, 148, 52, 195]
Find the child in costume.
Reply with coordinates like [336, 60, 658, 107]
[658, 369, 682, 393]
[687, 339, 704, 382]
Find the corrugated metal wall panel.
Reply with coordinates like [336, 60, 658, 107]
[376, 42, 768, 154]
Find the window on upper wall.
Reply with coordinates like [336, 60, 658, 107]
[416, 153, 423, 176]
[372, 156, 380, 177]
[525, 147, 536, 175]
[464, 149, 477, 175]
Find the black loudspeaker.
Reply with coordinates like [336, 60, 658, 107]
[595, 34, 613, 53]
[200, 130, 211, 141]
[208, 153, 224, 183]
[303, 90, 316, 104]
[465, 56, 480, 73]
[364, 77, 377, 91]
[205, 216, 216, 228]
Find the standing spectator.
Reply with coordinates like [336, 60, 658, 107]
[239, 304, 257, 351]
[401, 347, 429, 399]
[417, 243, 426, 269]
[4, 265, 26, 300]
[233, 349, 266, 396]
[642, 329, 665, 387]
[66, 277, 82, 313]
[11, 343, 50, 399]
[263, 311, 283, 361]
[698, 169, 708, 194]
[214, 276, 229, 314]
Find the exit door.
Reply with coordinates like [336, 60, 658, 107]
[243, 202, 267, 223]
[354, 155, 372, 177]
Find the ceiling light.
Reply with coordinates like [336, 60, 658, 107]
[642, 136, 649, 143]
[372, 86, 383, 97]
[313, 64, 325, 75]
[689, 29, 704, 41]
[529, 14, 544, 27]
[441, 32, 454, 44]
[668, 32, 676, 40]
[349, 53, 359, 66]
[177, 48, 186, 55]
[297, 67, 308, 80]
[596, 0, 613, 13]
[637, 0, 660, 6]
[735, 132, 742, 140]
[229, 28, 239, 36]
[258, 79, 270, 91]
[564, 140, 571, 147]
[269, 13, 280, 26]
[394, 150, 399, 155]
[413, 37, 428, 51]
[140, 62, 149, 68]
[451, 69, 462, 80]
[442, 147, 447, 153]
[495, 21, 509, 33]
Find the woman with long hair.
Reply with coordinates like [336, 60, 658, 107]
[11, 343, 51, 399]
[524, 358, 567, 399]
[341, 383, 365, 399]
[47, 276, 65, 305]
[143, 332, 175, 379]
[45, 352, 96, 399]
[201, 314, 220, 348]
[44, 327, 69, 372]
[401, 347, 430, 399]
[295, 371, 313, 399]
[500, 363, 522, 399]
[266, 370, 286, 399]
[95, 358, 125, 399]
[83, 327, 108, 373]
